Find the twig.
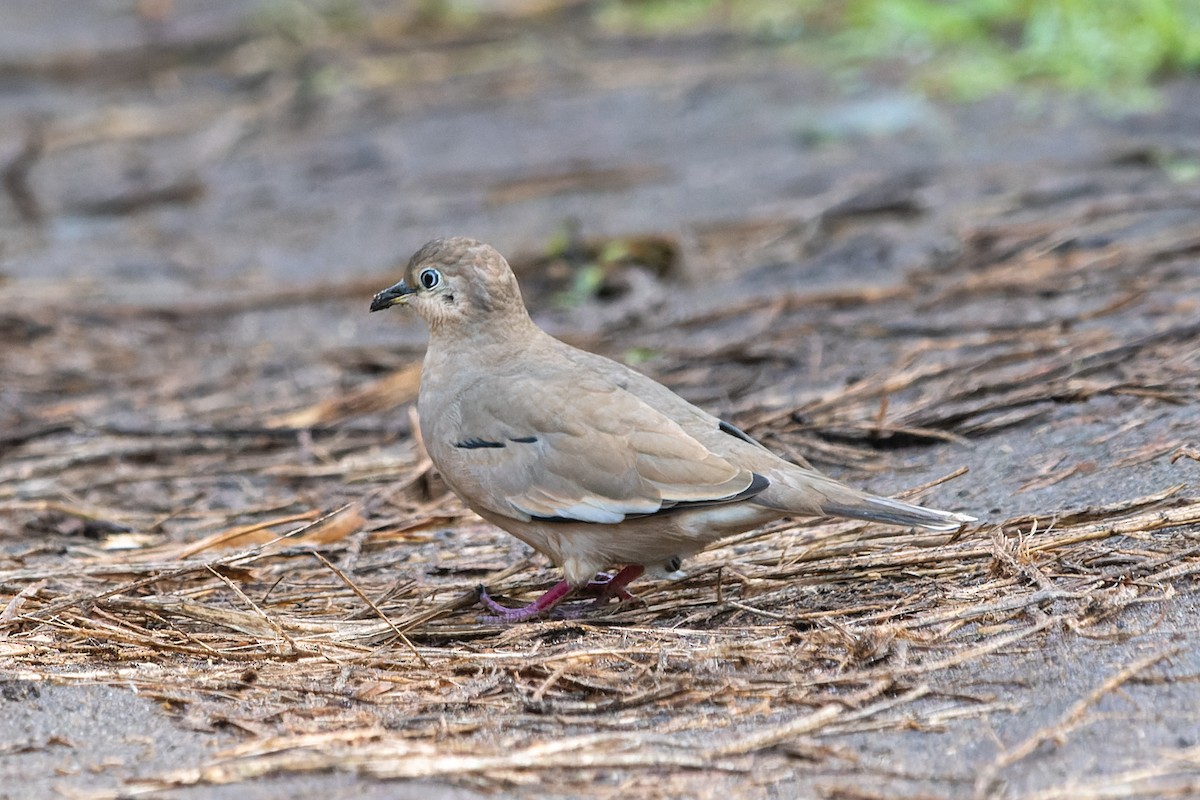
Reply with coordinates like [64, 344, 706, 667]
[310, 551, 428, 667]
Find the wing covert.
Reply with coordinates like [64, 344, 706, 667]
[428, 373, 763, 524]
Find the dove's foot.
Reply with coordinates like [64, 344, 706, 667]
[477, 565, 647, 623]
[477, 580, 574, 622]
[552, 565, 647, 618]
[580, 564, 645, 606]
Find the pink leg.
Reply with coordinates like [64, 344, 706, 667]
[553, 565, 649, 619]
[477, 565, 648, 623]
[585, 564, 645, 605]
[477, 580, 574, 622]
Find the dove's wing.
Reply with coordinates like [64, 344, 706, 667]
[424, 371, 766, 525]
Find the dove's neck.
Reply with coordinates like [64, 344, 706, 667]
[418, 312, 548, 438]
[424, 311, 545, 381]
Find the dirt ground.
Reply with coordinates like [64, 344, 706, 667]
[2, 3, 1199, 799]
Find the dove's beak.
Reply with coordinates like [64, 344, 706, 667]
[370, 280, 416, 312]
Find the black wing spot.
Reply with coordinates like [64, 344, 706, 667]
[455, 437, 505, 449]
[508, 435, 538, 444]
[742, 472, 770, 498]
[719, 419, 760, 446]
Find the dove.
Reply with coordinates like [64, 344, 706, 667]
[370, 237, 975, 621]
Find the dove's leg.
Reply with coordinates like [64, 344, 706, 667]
[477, 564, 647, 622]
[582, 565, 645, 606]
[477, 580, 574, 622]
[550, 565, 648, 619]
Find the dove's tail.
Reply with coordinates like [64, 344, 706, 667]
[760, 471, 976, 532]
[818, 493, 975, 532]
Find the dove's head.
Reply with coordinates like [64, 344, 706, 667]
[369, 238, 531, 331]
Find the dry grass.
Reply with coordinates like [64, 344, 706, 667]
[3, 487, 1198, 799]
[2, 183, 1200, 798]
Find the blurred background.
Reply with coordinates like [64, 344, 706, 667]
[4, 0, 1198, 426]
[3, 4, 1200, 797]
[4, 0, 1198, 300]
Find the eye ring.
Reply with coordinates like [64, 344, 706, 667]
[418, 268, 440, 290]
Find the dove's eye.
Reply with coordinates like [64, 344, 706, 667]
[419, 268, 441, 290]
